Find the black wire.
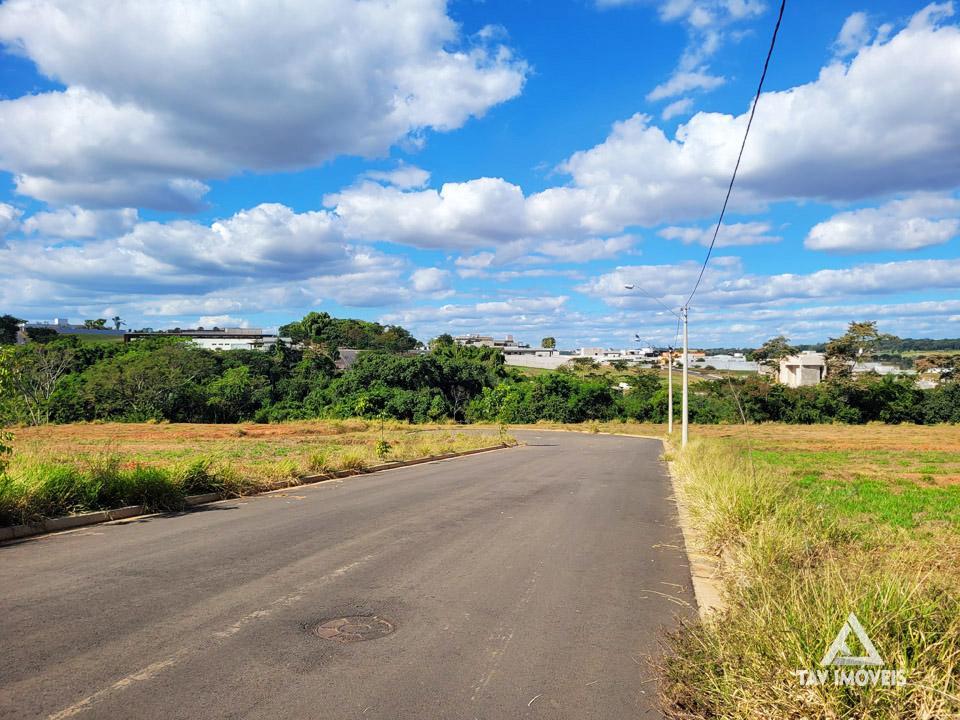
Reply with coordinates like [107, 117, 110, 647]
[628, 283, 681, 318]
[686, 0, 786, 308]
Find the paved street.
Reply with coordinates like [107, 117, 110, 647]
[0, 431, 694, 720]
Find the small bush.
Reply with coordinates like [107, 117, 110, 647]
[308, 451, 329, 473]
[267, 459, 300, 483]
[173, 457, 218, 495]
[336, 451, 368, 471]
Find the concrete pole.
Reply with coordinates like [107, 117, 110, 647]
[667, 347, 674, 434]
[681, 306, 689, 448]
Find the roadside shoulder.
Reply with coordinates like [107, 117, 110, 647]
[662, 441, 725, 617]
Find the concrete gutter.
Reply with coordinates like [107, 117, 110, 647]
[663, 449, 726, 618]
[0, 443, 513, 544]
[512, 426, 664, 441]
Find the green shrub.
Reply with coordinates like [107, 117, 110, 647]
[308, 451, 329, 473]
[336, 451, 367, 471]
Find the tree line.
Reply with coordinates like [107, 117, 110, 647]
[1, 314, 959, 426]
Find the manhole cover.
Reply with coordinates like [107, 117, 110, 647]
[310, 615, 395, 643]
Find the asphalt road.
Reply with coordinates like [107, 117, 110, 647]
[0, 430, 694, 720]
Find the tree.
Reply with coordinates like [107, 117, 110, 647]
[1, 344, 76, 425]
[83, 319, 108, 329]
[280, 312, 419, 356]
[111, 316, 125, 331]
[206, 366, 270, 422]
[825, 321, 897, 379]
[750, 335, 796, 372]
[81, 343, 217, 421]
[915, 353, 960, 382]
[25, 327, 59, 343]
[562, 357, 600, 374]
[541, 337, 556, 349]
[430, 333, 455, 350]
[0, 315, 24, 345]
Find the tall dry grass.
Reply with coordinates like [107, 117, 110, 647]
[662, 440, 960, 719]
[1, 425, 512, 526]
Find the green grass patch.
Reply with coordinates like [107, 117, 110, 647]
[796, 476, 960, 530]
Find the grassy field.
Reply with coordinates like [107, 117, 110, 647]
[658, 423, 960, 718]
[0, 420, 509, 526]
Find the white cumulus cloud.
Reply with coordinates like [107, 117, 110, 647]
[0, 203, 22, 238]
[659, 221, 780, 247]
[410, 267, 452, 293]
[805, 194, 960, 252]
[833, 11, 872, 57]
[23, 206, 138, 238]
[0, 0, 527, 209]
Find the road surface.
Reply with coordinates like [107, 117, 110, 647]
[0, 430, 694, 720]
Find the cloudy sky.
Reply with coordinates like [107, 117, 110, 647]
[1, 0, 958, 349]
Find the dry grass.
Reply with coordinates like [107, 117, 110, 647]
[7, 420, 503, 480]
[661, 428, 960, 719]
[1, 420, 510, 525]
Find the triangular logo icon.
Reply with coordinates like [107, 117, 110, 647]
[820, 612, 884, 667]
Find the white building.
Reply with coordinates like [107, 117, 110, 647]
[456, 333, 565, 362]
[576, 346, 659, 364]
[852, 361, 907, 376]
[125, 328, 284, 352]
[779, 352, 827, 387]
[694, 354, 760, 372]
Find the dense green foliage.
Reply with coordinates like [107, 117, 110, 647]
[1, 312, 959, 426]
[0, 315, 23, 345]
[279, 311, 418, 356]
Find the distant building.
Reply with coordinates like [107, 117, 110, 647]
[456, 333, 563, 360]
[779, 352, 827, 387]
[24, 318, 125, 337]
[678, 351, 706, 368]
[504, 354, 573, 370]
[694, 354, 759, 372]
[577, 346, 660, 364]
[852, 361, 908, 377]
[124, 327, 284, 352]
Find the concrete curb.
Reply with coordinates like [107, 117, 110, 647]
[663, 448, 726, 618]
[0, 443, 513, 544]
[513, 426, 664, 441]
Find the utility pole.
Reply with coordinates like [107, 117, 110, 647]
[622, 283, 684, 438]
[667, 346, 673, 434]
[681, 305, 689, 448]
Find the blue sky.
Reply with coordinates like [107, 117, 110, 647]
[1, 0, 958, 349]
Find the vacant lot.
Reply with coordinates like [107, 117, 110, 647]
[0, 421, 507, 526]
[692, 423, 960, 532]
[660, 423, 960, 719]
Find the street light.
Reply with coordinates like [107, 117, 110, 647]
[624, 284, 686, 441]
[634, 332, 672, 434]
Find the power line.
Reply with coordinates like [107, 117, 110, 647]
[623, 284, 680, 318]
[685, 0, 786, 307]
